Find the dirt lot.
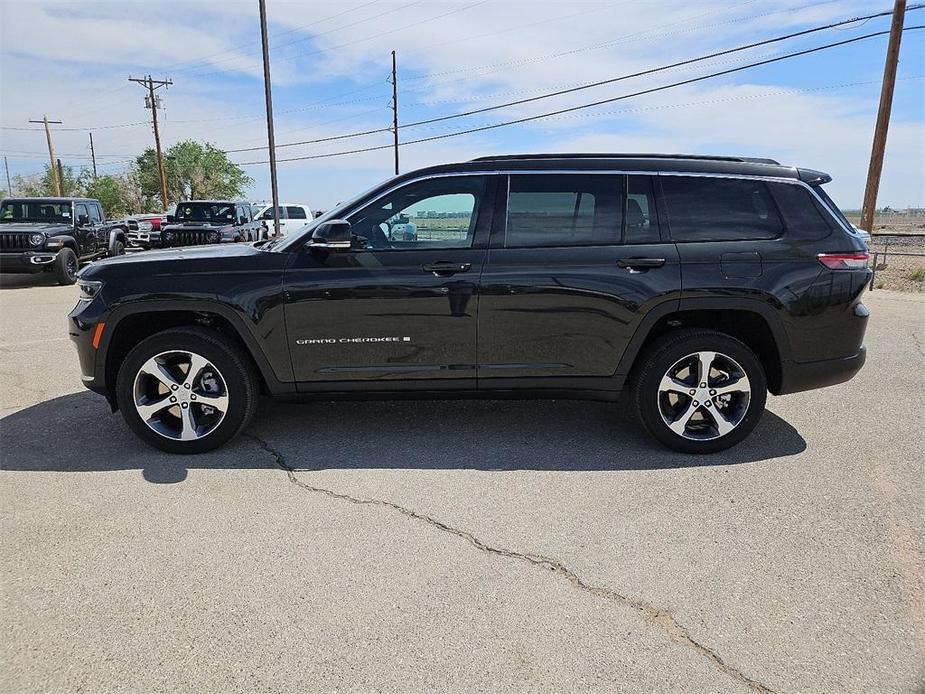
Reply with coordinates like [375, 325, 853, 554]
[1, 276, 923, 694]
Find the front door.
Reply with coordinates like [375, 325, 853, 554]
[283, 175, 497, 387]
[478, 173, 681, 383]
[73, 203, 97, 256]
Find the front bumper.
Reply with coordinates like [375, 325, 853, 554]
[0, 249, 61, 273]
[127, 231, 160, 248]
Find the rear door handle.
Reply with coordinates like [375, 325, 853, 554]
[617, 257, 666, 271]
[422, 262, 471, 275]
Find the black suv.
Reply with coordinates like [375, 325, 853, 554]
[0, 197, 126, 284]
[160, 200, 263, 248]
[68, 154, 869, 454]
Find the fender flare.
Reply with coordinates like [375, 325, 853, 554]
[613, 296, 792, 384]
[108, 228, 126, 254]
[96, 299, 296, 397]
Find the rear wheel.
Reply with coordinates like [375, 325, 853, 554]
[53, 248, 78, 285]
[116, 327, 259, 454]
[632, 329, 767, 453]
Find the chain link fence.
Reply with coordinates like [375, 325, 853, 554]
[867, 234, 925, 292]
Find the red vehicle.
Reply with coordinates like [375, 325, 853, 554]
[122, 214, 168, 250]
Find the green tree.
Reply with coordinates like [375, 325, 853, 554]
[13, 164, 81, 197]
[76, 170, 144, 218]
[135, 140, 251, 208]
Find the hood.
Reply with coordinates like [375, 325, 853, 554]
[84, 241, 263, 271]
[0, 222, 71, 235]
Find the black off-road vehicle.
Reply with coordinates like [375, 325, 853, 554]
[69, 154, 870, 454]
[160, 201, 263, 248]
[0, 197, 126, 284]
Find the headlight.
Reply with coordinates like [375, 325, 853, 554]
[210, 230, 222, 242]
[137, 221, 153, 231]
[77, 279, 103, 301]
[29, 233, 45, 246]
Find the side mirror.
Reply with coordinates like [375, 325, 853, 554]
[165, 214, 175, 224]
[77, 214, 90, 226]
[309, 219, 351, 250]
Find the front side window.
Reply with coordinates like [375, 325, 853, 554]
[505, 174, 622, 248]
[75, 203, 89, 224]
[347, 176, 486, 250]
[88, 204, 102, 223]
[660, 176, 783, 242]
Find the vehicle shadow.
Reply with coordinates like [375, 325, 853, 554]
[0, 391, 807, 484]
[0, 273, 60, 290]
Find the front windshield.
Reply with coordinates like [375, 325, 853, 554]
[175, 202, 235, 224]
[0, 201, 71, 223]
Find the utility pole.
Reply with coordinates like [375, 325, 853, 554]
[28, 115, 63, 196]
[860, 0, 906, 233]
[3, 156, 12, 196]
[56, 159, 65, 195]
[89, 132, 98, 179]
[258, 0, 281, 238]
[391, 50, 400, 176]
[129, 75, 172, 210]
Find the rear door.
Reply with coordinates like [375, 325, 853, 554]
[283, 174, 498, 387]
[477, 173, 681, 384]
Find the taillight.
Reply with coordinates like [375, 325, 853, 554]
[817, 252, 869, 270]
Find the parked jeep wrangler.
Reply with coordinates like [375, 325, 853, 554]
[0, 197, 126, 284]
[69, 154, 870, 455]
[160, 201, 263, 248]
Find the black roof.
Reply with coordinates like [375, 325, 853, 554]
[386, 153, 830, 186]
[1, 197, 98, 203]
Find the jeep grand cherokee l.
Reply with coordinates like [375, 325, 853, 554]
[68, 154, 870, 455]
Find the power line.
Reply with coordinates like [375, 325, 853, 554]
[234, 25, 925, 165]
[227, 7, 920, 154]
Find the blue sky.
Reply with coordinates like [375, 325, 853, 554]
[1, 0, 923, 210]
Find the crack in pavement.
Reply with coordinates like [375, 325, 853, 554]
[244, 432, 777, 694]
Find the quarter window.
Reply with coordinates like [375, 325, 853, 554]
[505, 174, 622, 247]
[660, 176, 783, 242]
[347, 176, 486, 250]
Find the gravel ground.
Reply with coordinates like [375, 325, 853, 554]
[1, 274, 923, 694]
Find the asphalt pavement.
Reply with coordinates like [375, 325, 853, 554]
[1, 271, 923, 693]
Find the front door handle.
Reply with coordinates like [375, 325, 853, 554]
[422, 262, 471, 275]
[617, 257, 666, 271]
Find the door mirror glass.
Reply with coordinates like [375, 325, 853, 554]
[309, 219, 352, 250]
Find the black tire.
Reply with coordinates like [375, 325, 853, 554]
[631, 329, 767, 454]
[115, 327, 259, 454]
[111, 239, 125, 256]
[53, 248, 79, 285]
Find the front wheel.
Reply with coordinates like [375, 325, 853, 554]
[115, 327, 259, 454]
[111, 239, 125, 256]
[632, 329, 767, 454]
[53, 248, 79, 285]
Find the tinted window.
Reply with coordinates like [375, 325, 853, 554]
[506, 174, 622, 247]
[768, 182, 833, 240]
[626, 175, 660, 244]
[347, 176, 486, 250]
[286, 206, 308, 219]
[661, 176, 783, 242]
[88, 204, 102, 223]
[75, 203, 89, 223]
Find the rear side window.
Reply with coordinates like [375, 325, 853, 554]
[768, 182, 834, 240]
[626, 175, 660, 244]
[506, 174, 622, 247]
[89, 204, 102, 223]
[286, 206, 308, 219]
[660, 176, 783, 242]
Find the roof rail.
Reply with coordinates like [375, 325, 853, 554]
[470, 153, 781, 165]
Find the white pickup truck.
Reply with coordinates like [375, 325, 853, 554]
[252, 203, 314, 237]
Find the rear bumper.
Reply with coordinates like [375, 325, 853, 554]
[0, 250, 60, 273]
[778, 346, 866, 395]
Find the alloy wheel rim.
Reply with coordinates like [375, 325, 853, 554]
[66, 255, 77, 277]
[657, 351, 751, 440]
[132, 350, 229, 441]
